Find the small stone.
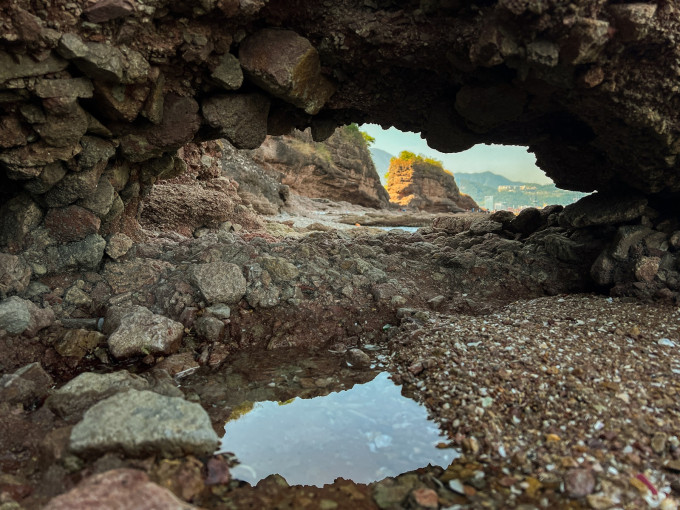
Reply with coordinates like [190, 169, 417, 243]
[586, 494, 616, 510]
[211, 53, 243, 90]
[69, 390, 220, 458]
[191, 262, 246, 304]
[106, 305, 184, 359]
[34, 78, 94, 99]
[205, 456, 231, 485]
[55, 329, 105, 359]
[652, 432, 668, 454]
[0, 296, 31, 334]
[105, 233, 133, 259]
[0, 362, 53, 408]
[194, 316, 225, 342]
[634, 256, 660, 282]
[565, 469, 596, 498]
[665, 460, 680, 472]
[0, 252, 32, 298]
[205, 303, 230, 319]
[409, 488, 439, 509]
[345, 348, 370, 368]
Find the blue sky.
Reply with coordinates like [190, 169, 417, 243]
[361, 124, 552, 185]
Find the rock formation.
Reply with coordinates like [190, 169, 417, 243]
[386, 153, 478, 212]
[250, 127, 390, 208]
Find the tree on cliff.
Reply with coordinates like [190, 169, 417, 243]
[385, 152, 478, 213]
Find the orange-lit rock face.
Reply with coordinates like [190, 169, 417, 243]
[386, 157, 478, 213]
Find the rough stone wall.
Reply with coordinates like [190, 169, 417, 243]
[386, 158, 479, 213]
[251, 127, 390, 208]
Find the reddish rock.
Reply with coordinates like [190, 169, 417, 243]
[206, 456, 231, 485]
[409, 488, 439, 508]
[564, 468, 596, 499]
[386, 154, 478, 213]
[44, 205, 101, 242]
[43, 468, 196, 510]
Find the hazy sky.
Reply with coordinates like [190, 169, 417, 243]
[361, 124, 552, 185]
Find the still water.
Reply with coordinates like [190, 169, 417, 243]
[218, 372, 458, 487]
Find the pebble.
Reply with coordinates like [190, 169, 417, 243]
[564, 468, 595, 498]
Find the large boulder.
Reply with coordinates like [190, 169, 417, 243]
[239, 29, 336, 115]
[69, 390, 220, 458]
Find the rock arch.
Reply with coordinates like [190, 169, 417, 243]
[0, 0, 679, 263]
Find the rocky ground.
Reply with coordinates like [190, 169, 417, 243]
[1, 192, 680, 509]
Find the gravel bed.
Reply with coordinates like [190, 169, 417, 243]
[388, 294, 680, 509]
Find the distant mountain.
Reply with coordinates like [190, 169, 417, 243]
[370, 148, 395, 186]
[455, 171, 521, 188]
[455, 171, 588, 209]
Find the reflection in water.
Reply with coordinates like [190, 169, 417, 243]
[218, 372, 458, 487]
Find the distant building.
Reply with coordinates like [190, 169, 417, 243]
[484, 196, 494, 211]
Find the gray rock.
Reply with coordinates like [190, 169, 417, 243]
[560, 191, 648, 228]
[34, 77, 94, 99]
[211, 53, 243, 90]
[205, 303, 230, 319]
[239, 29, 336, 115]
[670, 231, 680, 250]
[84, 0, 136, 23]
[78, 176, 116, 217]
[24, 162, 67, 194]
[0, 195, 43, 250]
[194, 316, 225, 342]
[77, 136, 117, 170]
[469, 219, 504, 235]
[33, 101, 89, 148]
[0, 252, 32, 298]
[69, 390, 220, 457]
[201, 93, 270, 149]
[45, 165, 104, 207]
[0, 362, 53, 407]
[590, 250, 620, 286]
[58, 33, 125, 83]
[49, 234, 107, 273]
[107, 305, 184, 358]
[246, 284, 280, 308]
[610, 225, 653, 261]
[0, 296, 31, 334]
[0, 51, 68, 82]
[510, 207, 543, 235]
[258, 256, 299, 283]
[47, 370, 148, 421]
[191, 262, 246, 304]
[543, 234, 587, 264]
